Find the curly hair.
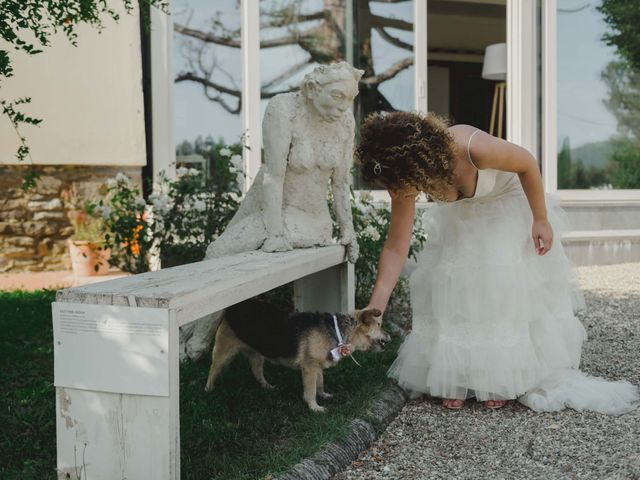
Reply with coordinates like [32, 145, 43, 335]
[355, 111, 456, 201]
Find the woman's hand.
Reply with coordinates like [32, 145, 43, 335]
[364, 304, 384, 322]
[532, 219, 553, 255]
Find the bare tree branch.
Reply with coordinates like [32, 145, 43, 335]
[203, 87, 241, 114]
[176, 72, 241, 97]
[176, 72, 299, 99]
[174, 23, 241, 48]
[374, 27, 412, 51]
[262, 58, 312, 91]
[370, 14, 413, 31]
[261, 10, 327, 29]
[174, 23, 317, 49]
[361, 57, 413, 85]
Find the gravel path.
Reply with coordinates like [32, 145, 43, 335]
[333, 263, 640, 480]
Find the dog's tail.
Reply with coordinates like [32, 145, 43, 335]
[204, 310, 230, 392]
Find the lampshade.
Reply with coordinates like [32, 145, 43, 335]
[482, 43, 506, 81]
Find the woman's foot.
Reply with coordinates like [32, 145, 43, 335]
[483, 399, 508, 409]
[442, 398, 465, 409]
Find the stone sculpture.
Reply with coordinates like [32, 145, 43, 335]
[180, 61, 364, 361]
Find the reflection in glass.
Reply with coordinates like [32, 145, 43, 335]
[258, 0, 415, 190]
[557, 0, 640, 190]
[426, 1, 505, 132]
[353, 0, 415, 188]
[172, 0, 244, 181]
[259, 1, 347, 112]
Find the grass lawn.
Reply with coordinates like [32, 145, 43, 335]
[0, 290, 400, 480]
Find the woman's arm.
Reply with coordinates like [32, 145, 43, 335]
[367, 191, 416, 315]
[467, 128, 552, 255]
[261, 97, 293, 252]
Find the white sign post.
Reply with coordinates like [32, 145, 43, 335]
[53, 303, 179, 480]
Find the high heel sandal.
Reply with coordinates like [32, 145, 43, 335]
[483, 399, 508, 409]
[442, 398, 465, 410]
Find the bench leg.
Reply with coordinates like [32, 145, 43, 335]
[55, 313, 180, 480]
[293, 261, 355, 313]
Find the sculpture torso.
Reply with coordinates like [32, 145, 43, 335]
[276, 93, 354, 245]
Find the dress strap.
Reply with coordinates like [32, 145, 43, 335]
[467, 129, 481, 169]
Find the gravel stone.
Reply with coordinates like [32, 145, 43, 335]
[333, 263, 640, 480]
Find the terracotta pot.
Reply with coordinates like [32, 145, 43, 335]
[67, 239, 111, 276]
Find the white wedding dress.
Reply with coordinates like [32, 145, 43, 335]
[388, 135, 639, 415]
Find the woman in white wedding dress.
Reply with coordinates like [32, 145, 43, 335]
[356, 111, 639, 414]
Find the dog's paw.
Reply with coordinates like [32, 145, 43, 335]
[261, 382, 275, 390]
[308, 403, 326, 413]
[319, 392, 333, 399]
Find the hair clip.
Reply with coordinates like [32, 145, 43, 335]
[373, 160, 387, 175]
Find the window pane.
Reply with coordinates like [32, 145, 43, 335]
[427, 1, 505, 133]
[557, 0, 640, 190]
[259, 0, 347, 114]
[354, 0, 415, 189]
[258, 1, 415, 190]
[173, 0, 244, 179]
[355, 1, 414, 117]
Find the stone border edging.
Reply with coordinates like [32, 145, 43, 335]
[274, 384, 408, 480]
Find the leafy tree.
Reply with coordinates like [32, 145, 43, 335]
[606, 138, 640, 188]
[1, 0, 167, 188]
[598, 1, 640, 72]
[557, 137, 572, 189]
[601, 60, 640, 143]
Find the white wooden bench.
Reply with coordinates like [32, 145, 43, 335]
[53, 245, 353, 480]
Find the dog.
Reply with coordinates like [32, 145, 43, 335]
[204, 299, 390, 412]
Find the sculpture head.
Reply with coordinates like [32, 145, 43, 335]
[301, 62, 364, 122]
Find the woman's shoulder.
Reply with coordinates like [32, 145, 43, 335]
[448, 124, 482, 142]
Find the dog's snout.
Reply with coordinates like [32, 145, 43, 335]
[378, 333, 391, 349]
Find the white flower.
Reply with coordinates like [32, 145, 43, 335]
[115, 172, 129, 184]
[230, 154, 242, 166]
[151, 194, 172, 215]
[107, 178, 117, 188]
[96, 205, 112, 219]
[177, 167, 189, 177]
[188, 168, 201, 176]
[193, 200, 206, 212]
[220, 147, 232, 157]
[134, 198, 147, 209]
[364, 225, 380, 241]
[359, 191, 374, 203]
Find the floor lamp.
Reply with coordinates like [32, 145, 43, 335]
[482, 43, 507, 139]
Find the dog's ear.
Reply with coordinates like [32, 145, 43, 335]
[357, 308, 382, 325]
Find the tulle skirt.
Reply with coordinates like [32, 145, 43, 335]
[388, 190, 639, 414]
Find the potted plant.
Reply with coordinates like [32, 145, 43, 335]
[62, 188, 111, 276]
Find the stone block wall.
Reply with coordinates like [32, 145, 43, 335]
[0, 165, 141, 272]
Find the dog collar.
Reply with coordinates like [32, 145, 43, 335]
[330, 315, 361, 367]
[330, 315, 346, 361]
[332, 315, 344, 344]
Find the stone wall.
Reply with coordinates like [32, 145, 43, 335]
[0, 165, 142, 272]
